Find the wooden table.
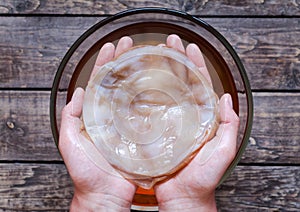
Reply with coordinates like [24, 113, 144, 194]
[1, 1, 299, 211]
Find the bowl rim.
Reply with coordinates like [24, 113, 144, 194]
[50, 7, 253, 186]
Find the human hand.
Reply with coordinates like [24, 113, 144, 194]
[59, 34, 239, 211]
[154, 35, 240, 212]
[59, 37, 137, 211]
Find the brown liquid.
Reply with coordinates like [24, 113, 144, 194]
[66, 23, 239, 207]
[134, 187, 157, 206]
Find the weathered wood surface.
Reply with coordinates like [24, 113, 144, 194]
[0, 163, 72, 211]
[0, 0, 300, 16]
[1, 1, 299, 211]
[240, 92, 300, 164]
[0, 163, 299, 211]
[216, 165, 300, 211]
[1, 16, 299, 89]
[0, 16, 102, 88]
[1, 91, 299, 163]
[0, 91, 61, 161]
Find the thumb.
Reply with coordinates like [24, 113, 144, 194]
[59, 87, 85, 153]
[195, 93, 239, 167]
[209, 93, 239, 166]
[66, 87, 85, 118]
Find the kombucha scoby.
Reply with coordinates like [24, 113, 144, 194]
[82, 45, 219, 188]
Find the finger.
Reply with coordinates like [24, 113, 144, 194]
[219, 93, 239, 127]
[166, 34, 185, 53]
[186, 43, 212, 86]
[59, 87, 85, 154]
[59, 88, 126, 179]
[90, 42, 115, 80]
[61, 87, 85, 120]
[213, 94, 239, 151]
[194, 94, 239, 168]
[165, 34, 189, 82]
[209, 94, 239, 163]
[115, 36, 133, 57]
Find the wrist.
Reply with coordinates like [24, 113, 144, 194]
[71, 190, 132, 212]
[158, 193, 217, 212]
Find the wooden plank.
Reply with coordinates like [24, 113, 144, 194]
[0, 16, 299, 90]
[0, 0, 300, 16]
[240, 92, 300, 164]
[0, 91, 62, 161]
[1, 91, 299, 163]
[217, 165, 300, 211]
[0, 163, 299, 210]
[0, 16, 101, 88]
[0, 163, 72, 211]
[210, 18, 300, 91]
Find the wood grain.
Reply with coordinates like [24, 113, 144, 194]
[0, 16, 101, 88]
[210, 18, 300, 90]
[217, 165, 300, 211]
[0, 0, 300, 16]
[240, 92, 300, 164]
[0, 91, 61, 161]
[0, 163, 72, 211]
[0, 163, 299, 210]
[0, 16, 299, 90]
[1, 1, 299, 211]
[1, 91, 299, 163]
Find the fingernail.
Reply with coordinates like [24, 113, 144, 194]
[226, 94, 233, 109]
[72, 87, 83, 102]
[72, 88, 79, 101]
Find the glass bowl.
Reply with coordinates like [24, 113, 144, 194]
[50, 8, 253, 210]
